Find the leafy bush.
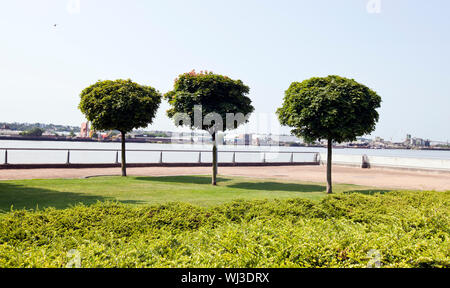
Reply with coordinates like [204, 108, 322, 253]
[19, 127, 44, 137]
[0, 191, 448, 268]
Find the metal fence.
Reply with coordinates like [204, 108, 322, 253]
[0, 148, 320, 168]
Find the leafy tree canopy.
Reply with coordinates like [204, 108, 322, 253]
[277, 75, 381, 143]
[164, 70, 254, 132]
[20, 127, 44, 137]
[79, 79, 161, 133]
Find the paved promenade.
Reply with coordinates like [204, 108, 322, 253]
[1, 165, 449, 191]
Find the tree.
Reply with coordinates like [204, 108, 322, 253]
[79, 79, 161, 176]
[165, 70, 254, 185]
[277, 75, 381, 194]
[20, 127, 44, 137]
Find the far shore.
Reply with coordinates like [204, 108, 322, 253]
[1, 136, 449, 151]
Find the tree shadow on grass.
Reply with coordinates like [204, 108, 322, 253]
[136, 176, 325, 193]
[0, 183, 144, 212]
[228, 182, 326, 193]
[344, 189, 390, 195]
[135, 175, 231, 185]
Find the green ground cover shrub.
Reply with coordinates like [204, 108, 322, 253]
[0, 191, 448, 268]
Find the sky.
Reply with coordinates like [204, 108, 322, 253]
[0, 0, 449, 142]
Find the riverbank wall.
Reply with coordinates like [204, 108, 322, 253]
[319, 153, 450, 172]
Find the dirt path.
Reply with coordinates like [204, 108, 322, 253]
[1, 165, 449, 191]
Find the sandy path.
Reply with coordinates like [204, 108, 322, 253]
[1, 165, 449, 191]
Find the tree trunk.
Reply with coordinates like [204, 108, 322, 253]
[212, 132, 218, 186]
[121, 132, 127, 177]
[326, 138, 332, 194]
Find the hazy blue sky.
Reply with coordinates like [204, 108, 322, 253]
[1, 0, 449, 142]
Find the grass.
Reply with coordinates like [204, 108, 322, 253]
[0, 175, 389, 212]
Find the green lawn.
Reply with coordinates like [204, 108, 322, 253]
[0, 175, 388, 212]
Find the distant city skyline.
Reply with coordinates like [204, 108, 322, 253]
[1, 1, 449, 142]
[2, 120, 448, 146]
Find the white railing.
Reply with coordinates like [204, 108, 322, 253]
[0, 148, 320, 166]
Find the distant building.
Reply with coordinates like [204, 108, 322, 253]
[233, 134, 252, 145]
[42, 131, 55, 136]
[374, 137, 384, 143]
[243, 134, 252, 146]
[224, 133, 253, 145]
[405, 134, 412, 145]
[216, 133, 224, 145]
[278, 135, 303, 143]
[80, 122, 90, 138]
[0, 129, 21, 136]
[411, 137, 425, 147]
